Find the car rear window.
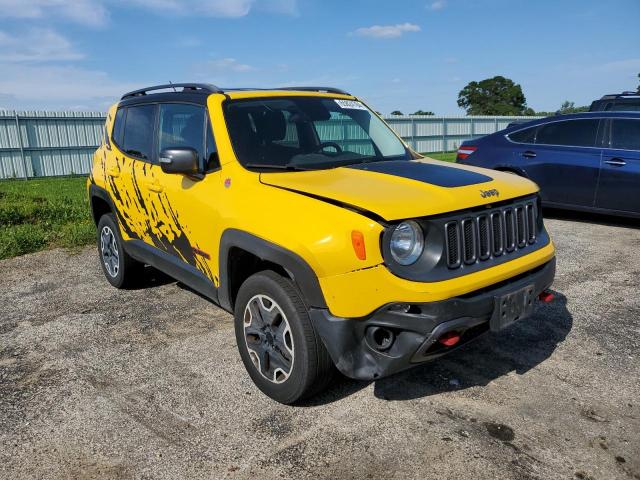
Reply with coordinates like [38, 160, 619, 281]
[535, 119, 600, 147]
[610, 119, 640, 150]
[508, 126, 537, 144]
[604, 101, 640, 112]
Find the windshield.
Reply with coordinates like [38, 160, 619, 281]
[223, 96, 410, 171]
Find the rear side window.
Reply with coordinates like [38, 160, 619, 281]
[112, 107, 125, 146]
[508, 126, 537, 144]
[123, 104, 156, 160]
[605, 101, 640, 112]
[535, 119, 600, 147]
[610, 119, 640, 150]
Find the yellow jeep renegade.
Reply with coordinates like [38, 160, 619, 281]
[88, 83, 556, 403]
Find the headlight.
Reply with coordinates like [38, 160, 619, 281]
[389, 221, 424, 265]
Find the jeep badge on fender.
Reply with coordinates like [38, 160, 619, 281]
[88, 83, 556, 404]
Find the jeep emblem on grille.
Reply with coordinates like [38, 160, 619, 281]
[480, 189, 499, 198]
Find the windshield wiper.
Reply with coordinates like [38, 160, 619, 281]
[244, 163, 308, 171]
[340, 155, 410, 168]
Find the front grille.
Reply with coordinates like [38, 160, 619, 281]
[444, 199, 538, 270]
[462, 219, 476, 264]
[445, 222, 460, 268]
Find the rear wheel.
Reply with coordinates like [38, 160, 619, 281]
[97, 213, 143, 288]
[234, 271, 334, 404]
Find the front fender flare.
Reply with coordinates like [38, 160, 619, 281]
[218, 229, 327, 312]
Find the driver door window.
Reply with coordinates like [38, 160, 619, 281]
[158, 103, 206, 167]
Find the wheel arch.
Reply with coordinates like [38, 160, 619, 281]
[89, 184, 116, 225]
[218, 229, 327, 312]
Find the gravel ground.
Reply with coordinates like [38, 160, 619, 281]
[1, 212, 639, 480]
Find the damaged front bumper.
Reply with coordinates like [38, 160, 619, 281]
[309, 258, 556, 381]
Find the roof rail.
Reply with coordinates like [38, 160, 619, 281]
[278, 86, 351, 95]
[600, 91, 640, 99]
[121, 83, 222, 100]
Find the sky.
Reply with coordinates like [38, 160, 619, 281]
[0, 0, 638, 114]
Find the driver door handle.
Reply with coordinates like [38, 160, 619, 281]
[522, 151, 536, 159]
[604, 158, 626, 167]
[107, 166, 120, 177]
[146, 181, 163, 193]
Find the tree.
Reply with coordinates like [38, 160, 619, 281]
[412, 110, 434, 116]
[533, 101, 589, 116]
[637, 73, 640, 92]
[390, 110, 404, 115]
[557, 101, 589, 114]
[457, 76, 528, 115]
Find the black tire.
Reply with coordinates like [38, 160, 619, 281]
[96, 213, 143, 288]
[234, 270, 334, 404]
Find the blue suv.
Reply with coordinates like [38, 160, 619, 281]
[457, 112, 640, 218]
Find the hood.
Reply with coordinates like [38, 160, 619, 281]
[260, 159, 538, 221]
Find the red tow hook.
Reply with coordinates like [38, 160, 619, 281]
[438, 331, 461, 347]
[538, 290, 555, 303]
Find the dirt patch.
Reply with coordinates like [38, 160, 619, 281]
[1, 214, 639, 479]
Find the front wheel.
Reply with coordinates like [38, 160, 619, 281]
[234, 271, 334, 404]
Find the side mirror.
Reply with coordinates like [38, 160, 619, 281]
[159, 148, 199, 175]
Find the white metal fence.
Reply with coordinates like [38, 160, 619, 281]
[384, 115, 543, 153]
[0, 111, 105, 179]
[0, 111, 542, 179]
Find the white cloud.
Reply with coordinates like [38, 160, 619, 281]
[0, 0, 109, 27]
[127, 0, 252, 17]
[125, 0, 297, 17]
[351, 23, 421, 39]
[199, 58, 255, 74]
[0, 29, 83, 62]
[0, 0, 297, 26]
[428, 0, 446, 11]
[0, 63, 139, 110]
[598, 58, 640, 73]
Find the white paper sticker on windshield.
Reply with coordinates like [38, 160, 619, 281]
[334, 99, 368, 110]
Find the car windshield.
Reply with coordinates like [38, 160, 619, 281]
[223, 96, 410, 171]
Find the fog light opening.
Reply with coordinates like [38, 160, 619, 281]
[367, 326, 395, 352]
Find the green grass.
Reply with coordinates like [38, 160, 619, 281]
[0, 154, 457, 260]
[0, 176, 95, 260]
[422, 151, 457, 162]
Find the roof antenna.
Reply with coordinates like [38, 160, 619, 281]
[168, 81, 177, 92]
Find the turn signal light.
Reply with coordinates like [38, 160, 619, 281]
[351, 230, 366, 260]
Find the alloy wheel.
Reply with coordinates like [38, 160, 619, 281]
[100, 225, 120, 278]
[243, 294, 294, 384]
